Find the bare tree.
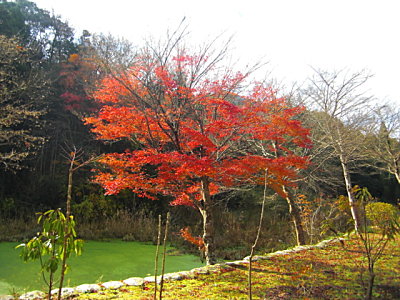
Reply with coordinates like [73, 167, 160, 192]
[368, 103, 400, 184]
[301, 69, 374, 232]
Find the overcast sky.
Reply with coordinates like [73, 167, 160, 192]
[34, 0, 400, 103]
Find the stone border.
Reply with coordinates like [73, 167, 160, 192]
[11, 237, 343, 300]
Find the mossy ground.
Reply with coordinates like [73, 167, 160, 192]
[68, 235, 400, 299]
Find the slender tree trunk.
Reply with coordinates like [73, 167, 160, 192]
[248, 169, 268, 300]
[366, 269, 375, 300]
[282, 186, 306, 245]
[394, 170, 400, 185]
[200, 177, 216, 265]
[48, 247, 55, 300]
[159, 212, 170, 300]
[66, 167, 73, 218]
[339, 155, 362, 232]
[154, 215, 162, 300]
[48, 234, 58, 300]
[58, 156, 75, 299]
[48, 269, 53, 300]
[271, 142, 306, 245]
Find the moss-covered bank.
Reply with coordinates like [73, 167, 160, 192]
[15, 235, 399, 299]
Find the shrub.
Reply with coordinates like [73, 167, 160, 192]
[365, 202, 400, 235]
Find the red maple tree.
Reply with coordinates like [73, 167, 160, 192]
[59, 53, 99, 117]
[85, 46, 311, 265]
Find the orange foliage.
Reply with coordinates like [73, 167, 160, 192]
[67, 53, 80, 63]
[180, 227, 204, 250]
[58, 53, 99, 116]
[85, 53, 312, 207]
[297, 194, 313, 222]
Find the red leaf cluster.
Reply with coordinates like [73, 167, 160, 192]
[180, 227, 204, 249]
[85, 53, 312, 206]
[59, 53, 99, 116]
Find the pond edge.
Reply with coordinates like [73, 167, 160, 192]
[12, 237, 344, 300]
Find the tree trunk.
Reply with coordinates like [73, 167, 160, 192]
[366, 272, 375, 300]
[159, 212, 170, 300]
[394, 170, 400, 185]
[339, 155, 363, 232]
[58, 158, 74, 299]
[248, 169, 268, 300]
[66, 167, 73, 218]
[282, 186, 307, 245]
[153, 215, 162, 299]
[200, 177, 216, 265]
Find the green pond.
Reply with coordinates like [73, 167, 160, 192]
[0, 240, 203, 295]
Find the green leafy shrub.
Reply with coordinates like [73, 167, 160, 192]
[16, 209, 83, 299]
[366, 202, 400, 236]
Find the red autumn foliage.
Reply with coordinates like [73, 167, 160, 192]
[59, 53, 99, 116]
[180, 227, 205, 250]
[85, 53, 311, 203]
[85, 51, 311, 255]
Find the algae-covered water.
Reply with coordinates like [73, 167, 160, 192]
[0, 240, 203, 295]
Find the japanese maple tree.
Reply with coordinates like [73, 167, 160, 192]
[85, 41, 311, 265]
[59, 53, 100, 117]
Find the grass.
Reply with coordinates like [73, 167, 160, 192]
[70, 235, 399, 299]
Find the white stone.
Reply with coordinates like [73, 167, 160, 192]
[143, 276, 161, 283]
[162, 272, 184, 281]
[101, 281, 125, 289]
[234, 259, 249, 264]
[292, 246, 310, 251]
[271, 250, 291, 255]
[191, 267, 209, 274]
[123, 277, 144, 286]
[19, 290, 45, 300]
[177, 271, 195, 278]
[74, 283, 101, 293]
[50, 287, 75, 296]
[204, 264, 224, 273]
[248, 255, 268, 261]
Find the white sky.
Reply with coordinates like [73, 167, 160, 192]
[34, 0, 400, 103]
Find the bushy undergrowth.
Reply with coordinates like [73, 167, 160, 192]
[1, 196, 350, 261]
[214, 210, 295, 259]
[75, 209, 158, 242]
[0, 215, 38, 242]
[72, 207, 298, 260]
[1, 207, 297, 260]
